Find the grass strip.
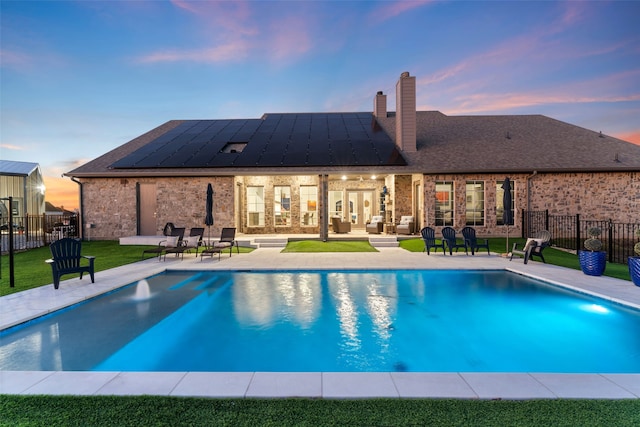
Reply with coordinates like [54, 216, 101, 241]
[1, 396, 639, 427]
[282, 240, 377, 253]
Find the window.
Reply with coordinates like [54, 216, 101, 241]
[274, 186, 291, 226]
[329, 191, 343, 219]
[300, 186, 317, 226]
[435, 182, 453, 226]
[247, 186, 264, 227]
[465, 181, 485, 226]
[496, 180, 514, 225]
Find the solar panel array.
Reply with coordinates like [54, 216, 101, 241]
[111, 113, 406, 169]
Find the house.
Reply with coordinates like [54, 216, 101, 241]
[66, 72, 640, 241]
[0, 160, 46, 225]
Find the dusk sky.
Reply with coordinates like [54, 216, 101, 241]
[2, 0, 639, 210]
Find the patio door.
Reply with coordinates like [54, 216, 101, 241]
[137, 183, 157, 235]
[346, 190, 374, 229]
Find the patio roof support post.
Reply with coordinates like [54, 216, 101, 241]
[320, 174, 328, 242]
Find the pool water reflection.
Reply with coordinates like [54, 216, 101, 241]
[1, 270, 639, 373]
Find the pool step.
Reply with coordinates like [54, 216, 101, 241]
[368, 236, 399, 248]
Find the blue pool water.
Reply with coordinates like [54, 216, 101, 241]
[1, 270, 639, 373]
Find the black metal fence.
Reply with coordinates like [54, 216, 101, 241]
[522, 210, 639, 265]
[0, 214, 79, 253]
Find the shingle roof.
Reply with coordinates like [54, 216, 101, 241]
[68, 110, 640, 177]
[377, 112, 640, 173]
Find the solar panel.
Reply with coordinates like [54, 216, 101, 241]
[111, 113, 405, 169]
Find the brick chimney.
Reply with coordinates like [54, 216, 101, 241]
[373, 91, 387, 118]
[395, 71, 417, 152]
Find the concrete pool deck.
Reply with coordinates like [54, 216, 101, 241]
[1, 247, 639, 399]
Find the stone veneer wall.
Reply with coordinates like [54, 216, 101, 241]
[80, 171, 637, 240]
[421, 171, 638, 237]
[80, 176, 234, 240]
[527, 171, 638, 222]
[392, 175, 413, 222]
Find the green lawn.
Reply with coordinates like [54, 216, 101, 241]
[282, 240, 378, 252]
[1, 395, 639, 426]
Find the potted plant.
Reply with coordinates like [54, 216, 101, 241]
[578, 227, 606, 276]
[629, 228, 640, 287]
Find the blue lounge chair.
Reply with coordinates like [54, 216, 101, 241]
[420, 227, 445, 255]
[461, 226, 490, 255]
[441, 227, 468, 255]
[46, 238, 95, 289]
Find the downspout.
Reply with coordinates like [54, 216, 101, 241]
[70, 177, 84, 240]
[526, 171, 538, 211]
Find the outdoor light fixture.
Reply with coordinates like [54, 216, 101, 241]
[371, 175, 376, 180]
[341, 175, 347, 181]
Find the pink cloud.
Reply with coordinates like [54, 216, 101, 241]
[138, 40, 250, 64]
[171, 0, 257, 36]
[138, 1, 315, 64]
[0, 143, 25, 151]
[368, 0, 434, 24]
[266, 13, 315, 61]
[0, 49, 34, 70]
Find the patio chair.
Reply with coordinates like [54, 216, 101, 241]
[46, 238, 95, 289]
[142, 227, 185, 260]
[441, 226, 468, 255]
[164, 227, 204, 260]
[332, 216, 351, 233]
[420, 227, 445, 255]
[510, 230, 552, 264]
[461, 226, 490, 255]
[201, 227, 239, 260]
[396, 216, 415, 235]
[366, 215, 384, 234]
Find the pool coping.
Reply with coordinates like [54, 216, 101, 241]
[2, 248, 639, 399]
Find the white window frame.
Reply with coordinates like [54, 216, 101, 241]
[247, 186, 265, 227]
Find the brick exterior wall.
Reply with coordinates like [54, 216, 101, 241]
[79, 171, 637, 240]
[80, 176, 234, 240]
[421, 171, 638, 237]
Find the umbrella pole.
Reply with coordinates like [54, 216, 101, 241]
[506, 225, 509, 254]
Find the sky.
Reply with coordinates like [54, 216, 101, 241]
[2, 0, 639, 211]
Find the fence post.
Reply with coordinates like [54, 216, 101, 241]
[576, 213, 581, 252]
[608, 219, 613, 263]
[545, 209, 549, 232]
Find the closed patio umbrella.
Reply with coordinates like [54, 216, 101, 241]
[205, 183, 214, 245]
[501, 177, 514, 254]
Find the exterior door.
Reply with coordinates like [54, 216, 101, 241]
[138, 183, 157, 235]
[346, 190, 374, 229]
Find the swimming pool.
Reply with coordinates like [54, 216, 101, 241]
[1, 269, 639, 373]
